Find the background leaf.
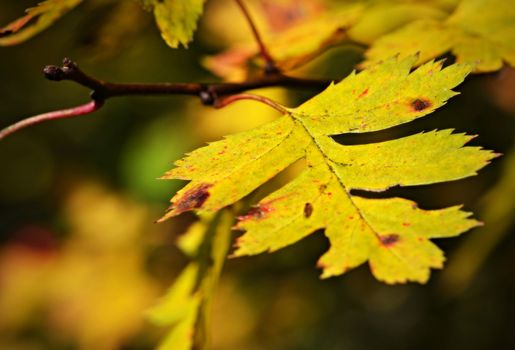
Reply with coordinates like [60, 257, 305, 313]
[363, 0, 515, 72]
[140, 0, 205, 48]
[0, 0, 82, 46]
[148, 210, 234, 349]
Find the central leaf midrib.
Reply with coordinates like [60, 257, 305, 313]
[290, 114, 427, 276]
[290, 114, 383, 241]
[290, 114, 432, 274]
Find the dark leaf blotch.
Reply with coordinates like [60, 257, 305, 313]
[175, 183, 212, 213]
[411, 98, 431, 111]
[304, 203, 313, 218]
[379, 234, 400, 247]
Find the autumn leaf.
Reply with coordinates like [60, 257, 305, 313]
[0, 0, 82, 46]
[139, 0, 205, 48]
[203, 0, 451, 79]
[263, 2, 362, 71]
[160, 56, 495, 284]
[202, 0, 363, 79]
[363, 0, 515, 72]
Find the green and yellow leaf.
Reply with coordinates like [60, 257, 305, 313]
[140, 0, 205, 48]
[161, 55, 495, 284]
[147, 264, 200, 350]
[148, 211, 233, 349]
[0, 0, 82, 46]
[347, 1, 449, 44]
[363, 0, 515, 72]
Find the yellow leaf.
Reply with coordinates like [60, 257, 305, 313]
[0, 0, 82, 46]
[363, 0, 515, 72]
[159, 115, 308, 220]
[141, 0, 205, 48]
[202, 1, 363, 78]
[162, 56, 495, 284]
[266, 3, 364, 70]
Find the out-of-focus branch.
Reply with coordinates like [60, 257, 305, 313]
[234, 0, 278, 74]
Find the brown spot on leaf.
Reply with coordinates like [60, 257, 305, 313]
[304, 203, 313, 218]
[358, 88, 369, 98]
[402, 222, 411, 227]
[173, 183, 212, 214]
[379, 234, 400, 247]
[238, 204, 273, 221]
[411, 98, 431, 111]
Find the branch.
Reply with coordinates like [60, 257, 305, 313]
[44, 58, 327, 103]
[0, 58, 330, 141]
[234, 0, 278, 74]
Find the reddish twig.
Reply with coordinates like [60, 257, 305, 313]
[0, 100, 103, 141]
[234, 0, 278, 74]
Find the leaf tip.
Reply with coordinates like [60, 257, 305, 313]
[163, 183, 213, 219]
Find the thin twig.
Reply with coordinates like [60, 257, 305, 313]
[234, 0, 278, 74]
[0, 100, 103, 141]
[214, 93, 288, 114]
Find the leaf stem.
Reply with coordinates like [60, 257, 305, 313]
[194, 209, 235, 350]
[214, 93, 288, 114]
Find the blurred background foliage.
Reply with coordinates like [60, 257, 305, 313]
[0, 0, 514, 349]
